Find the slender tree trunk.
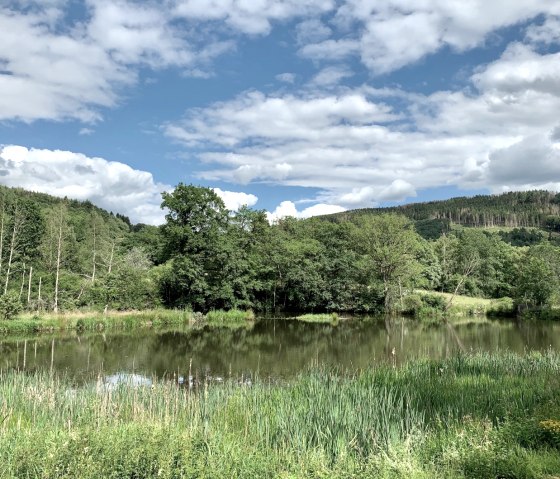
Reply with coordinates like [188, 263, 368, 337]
[0, 202, 5, 279]
[92, 221, 97, 283]
[4, 206, 20, 295]
[38, 276, 42, 308]
[27, 266, 32, 304]
[54, 214, 63, 313]
[19, 263, 25, 300]
[107, 241, 115, 274]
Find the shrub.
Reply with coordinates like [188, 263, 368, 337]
[402, 294, 423, 315]
[421, 294, 446, 310]
[0, 293, 22, 320]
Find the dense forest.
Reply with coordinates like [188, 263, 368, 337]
[327, 190, 560, 231]
[1, 185, 560, 316]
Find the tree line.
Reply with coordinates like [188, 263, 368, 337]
[0, 184, 559, 317]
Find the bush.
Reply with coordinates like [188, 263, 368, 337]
[401, 294, 424, 315]
[0, 293, 22, 320]
[421, 294, 446, 310]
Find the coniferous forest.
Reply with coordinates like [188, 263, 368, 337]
[1, 183, 559, 319]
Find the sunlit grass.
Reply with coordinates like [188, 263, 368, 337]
[294, 312, 340, 324]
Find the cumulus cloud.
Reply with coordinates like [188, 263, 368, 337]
[486, 134, 560, 186]
[213, 188, 258, 211]
[0, 145, 170, 224]
[309, 65, 353, 87]
[526, 15, 560, 45]
[0, 145, 262, 224]
[276, 72, 296, 83]
[267, 201, 345, 223]
[172, 0, 335, 35]
[300, 1, 560, 74]
[1, 0, 333, 123]
[165, 39, 560, 207]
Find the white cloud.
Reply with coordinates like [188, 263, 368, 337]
[526, 15, 560, 45]
[300, 1, 560, 74]
[379, 180, 417, 202]
[472, 43, 560, 96]
[213, 187, 258, 210]
[267, 201, 345, 222]
[486, 133, 560, 186]
[173, 0, 335, 35]
[0, 145, 169, 224]
[165, 39, 560, 207]
[309, 65, 353, 87]
[276, 72, 296, 83]
[295, 18, 332, 44]
[0, 1, 234, 123]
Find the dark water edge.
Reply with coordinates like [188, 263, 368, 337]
[0, 316, 559, 383]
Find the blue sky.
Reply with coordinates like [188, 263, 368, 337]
[1, 1, 560, 224]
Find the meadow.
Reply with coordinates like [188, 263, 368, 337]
[1, 351, 559, 478]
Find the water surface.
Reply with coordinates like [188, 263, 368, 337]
[0, 317, 558, 383]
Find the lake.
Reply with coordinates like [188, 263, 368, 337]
[0, 317, 558, 383]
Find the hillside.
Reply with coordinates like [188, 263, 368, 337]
[324, 190, 560, 233]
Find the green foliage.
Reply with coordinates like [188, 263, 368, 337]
[514, 244, 560, 309]
[329, 190, 560, 231]
[1, 183, 559, 317]
[0, 293, 22, 320]
[352, 214, 423, 311]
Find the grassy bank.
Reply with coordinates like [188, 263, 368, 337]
[294, 312, 340, 324]
[0, 309, 257, 335]
[0, 309, 194, 335]
[408, 290, 516, 320]
[1, 352, 559, 478]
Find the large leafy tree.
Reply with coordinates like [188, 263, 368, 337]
[160, 184, 229, 310]
[352, 214, 423, 311]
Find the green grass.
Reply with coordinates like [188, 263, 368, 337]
[0, 309, 259, 335]
[0, 352, 559, 478]
[294, 312, 340, 324]
[203, 309, 255, 328]
[413, 290, 516, 319]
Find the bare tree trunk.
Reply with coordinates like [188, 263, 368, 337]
[444, 257, 479, 312]
[27, 266, 32, 304]
[0, 202, 5, 279]
[54, 213, 63, 313]
[107, 241, 115, 274]
[92, 220, 97, 283]
[4, 204, 21, 295]
[38, 276, 42, 309]
[19, 263, 25, 300]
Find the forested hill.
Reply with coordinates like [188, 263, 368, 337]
[0, 185, 132, 231]
[325, 190, 560, 231]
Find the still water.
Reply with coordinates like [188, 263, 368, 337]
[0, 317, 558, 383]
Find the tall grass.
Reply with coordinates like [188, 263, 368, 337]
[204, 309, 255, 328]
[0, 352, 559, 477]
[294, 312, 340, 324]
[0, 309, 259, 336]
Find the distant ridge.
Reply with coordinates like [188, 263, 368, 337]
[323, 190, 560, 230]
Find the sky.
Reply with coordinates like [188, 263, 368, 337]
[1, 0, 560, 225]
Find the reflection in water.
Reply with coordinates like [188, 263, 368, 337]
[103, 373, 153, 389]
[0, 317, 559, 383]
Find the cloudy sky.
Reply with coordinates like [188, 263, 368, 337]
[1, 0, 560, 224]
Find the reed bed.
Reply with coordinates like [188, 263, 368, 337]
[0, 352, 559, 478]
